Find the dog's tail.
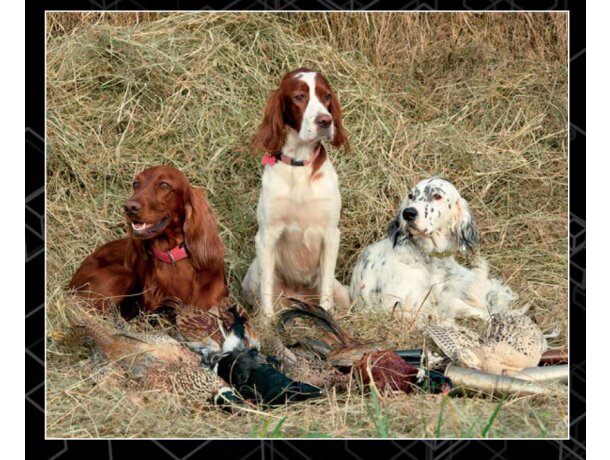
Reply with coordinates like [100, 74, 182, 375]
[485, 278, 518, 314]
[465, 258, 517, 313]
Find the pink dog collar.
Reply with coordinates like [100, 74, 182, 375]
[261, 145, 321, 167]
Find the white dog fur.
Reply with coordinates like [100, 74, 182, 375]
[349, 177, 517, 326]
[242, 69, 349, 319]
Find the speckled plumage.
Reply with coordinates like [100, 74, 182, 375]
[266, 336, 350, 390]
[424, 312, 549, 375]
[278, 300, 423, 393]
[67, 307, 242, 407]
[164, 298, 259, 354]
[145, 363, 241, 406]
[276, 299, 410, 389]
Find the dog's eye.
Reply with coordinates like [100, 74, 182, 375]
[295, 94, 306, 102]
[159, 182, 171, 190]
[324, 93, 331, 101]
[432, 193, 442, 201]
[408, 193, 414, 200]
[132, 181, 140, 189]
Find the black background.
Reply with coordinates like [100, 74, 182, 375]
[26, 1, 585, 458]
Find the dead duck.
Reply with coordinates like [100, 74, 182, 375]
[215, 348, 323, 405]
[209, 304, 323, 405]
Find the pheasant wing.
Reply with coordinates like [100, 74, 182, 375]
[424, 325, 481, 361]
[176, 307, 224, 348]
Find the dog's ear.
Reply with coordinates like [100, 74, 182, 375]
[453, 197, 479, 255]
[328, 89, 348, 149]
[253, 89, 285, 153]
[387, 213, 403, 248]
[183, 187, 225, 271]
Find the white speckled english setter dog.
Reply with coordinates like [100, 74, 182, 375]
[349, 177, 517, 327]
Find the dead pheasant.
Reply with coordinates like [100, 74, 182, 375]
[264, 335, 350, 390]
[278, 298, 378, 367]
[424, 311, 553, 375]
[278, 299, 419, 393]
[355, 351, 420, 393]
[162, 297, 259, 356]
[65, 304, 242, 407]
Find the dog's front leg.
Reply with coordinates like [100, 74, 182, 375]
[319, 226, 341, 311]
[255, 226, 282, 319]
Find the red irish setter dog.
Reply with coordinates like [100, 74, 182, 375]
[69, 165, 228, 315]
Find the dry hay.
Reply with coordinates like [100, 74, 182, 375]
[46, 12, 568, 438]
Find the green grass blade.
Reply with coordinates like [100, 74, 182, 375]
[481, 399, 505, 438]
[271, 416, 287, 438]
[435, 394, 448, 438]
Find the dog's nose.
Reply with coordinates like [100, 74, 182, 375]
[402, 207, 418, 222]
[124, 200, 141, 216]
[315, 114, 332, 129]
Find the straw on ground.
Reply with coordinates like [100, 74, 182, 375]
[46, 12, 568, 438]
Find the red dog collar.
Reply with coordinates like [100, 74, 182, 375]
[261, 145, 321, 167]
[152, 243, 189, 265]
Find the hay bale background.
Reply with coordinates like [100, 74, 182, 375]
[46, 12, 568, 438]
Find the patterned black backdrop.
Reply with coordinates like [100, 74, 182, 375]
[26, 1, 585, 458]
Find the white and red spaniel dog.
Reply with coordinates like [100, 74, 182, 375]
[349, 178, 518, 326]
[242, 68, 349, 319]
